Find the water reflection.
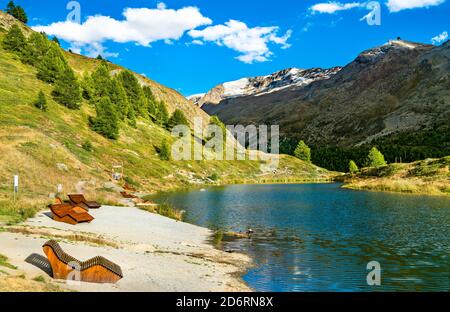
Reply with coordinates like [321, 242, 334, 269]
[154, 184, 450, 292]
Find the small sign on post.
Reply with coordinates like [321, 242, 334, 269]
[13, 175, 19, 202]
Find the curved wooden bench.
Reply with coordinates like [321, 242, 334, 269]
[50, 204, 94, 225]
[43, 240, 123, 284]
[68, 194, 101, 209]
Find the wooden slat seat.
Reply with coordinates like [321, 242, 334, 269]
[68, 194, 101, 209]
[49, 204, 94, 225]
[43, 240, 123, 284]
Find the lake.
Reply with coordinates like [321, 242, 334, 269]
[153, 183, 450, 292]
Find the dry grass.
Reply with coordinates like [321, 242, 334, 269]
[5, 226, 119, 248]
[0, 275, 64, 292]
[138, 202, 184, 221]
[343, 157, 450, 196]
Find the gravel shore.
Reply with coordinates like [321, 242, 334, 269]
[0, 206, 252, 292]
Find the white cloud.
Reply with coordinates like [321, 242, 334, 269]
[431, 31, 448, 45]
[32, 4, 212, 56]
[190, 40, 204, 45]
[386, 0, 445, 12]
[188, 20, 292, 64]
[311, 2, 363, 14]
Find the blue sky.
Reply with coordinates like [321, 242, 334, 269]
[7, 0, 450, 96]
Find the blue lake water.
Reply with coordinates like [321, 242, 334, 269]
[153, 183, 450, 292]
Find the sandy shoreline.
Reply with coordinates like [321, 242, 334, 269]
[0, 206, 252, 292]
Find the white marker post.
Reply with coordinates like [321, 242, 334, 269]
[13, 175, 19, 202]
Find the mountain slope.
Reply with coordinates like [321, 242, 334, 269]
[192, 67, 341, 108]
[194, 39, 450, 170]
[0, 12, 331, 213]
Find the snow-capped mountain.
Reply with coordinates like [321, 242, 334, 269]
[189, 67, 342, 107]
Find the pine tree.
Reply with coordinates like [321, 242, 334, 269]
[159, 139, 171, 161]
[367, 147, 387, 167]
[89, 97, 120, 139]
[294, 140, 311, 163]
[167, 109, 189, 130]
[5, 1, 28, 23]
[37, 43, 67, 83]
[52, 66, 82, 109]
[349, 160, 359, 174]
[22, 32, 49, 65]
[5, 1, 15, 14]
[81, 72, 95, 100]
[208, 115, 226, 141]
[142, 86, 157, 120]
[2, 24, 27, 53]
[156, 100, 169, 126]
[110, 78, 129, 120]
[90, 63, 112, 99]
[33, 90, 48, 111]
[117, 70, 147, 117]
[51, 36, 60, 46]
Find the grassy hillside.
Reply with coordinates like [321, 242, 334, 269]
[0, 13, 331, 224]
[342, 157, 450, 196]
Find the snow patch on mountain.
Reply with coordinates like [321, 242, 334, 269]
[190, 67, 342, 106]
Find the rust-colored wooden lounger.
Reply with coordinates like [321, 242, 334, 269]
[68, 194, 102, 209]
[43, 240, 123, 284]
[120, 191, 138, 199]
[49, 204, 94, 225]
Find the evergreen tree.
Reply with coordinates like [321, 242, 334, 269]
[90, 62, 113, 98]
[208, 115, 226, 141]
[349, 160, 359, 174]
[51, 36, 60, 46]
[81, 72, 95, 100]
[367, 147, 387, 167]
[110, 78, 129, 120]
[159, 139, 171, 161]
[155, 100, 169, 126]
[142, 86, 157, 120]
[2, 24, 27, 53]
[5, 1, 28, 23]
[167, 109, 189, 130]
[89, 97, 119, 139]
[37, 42, 67, 83]
[127, 106, 137, 128]
[22, 32, 49, 65]
[52, 66, 82, 109]
[117, 70, 147, 117]
[294, 140, 311, 163]
[33, 90, 47, 111]
[5, 1, 15, 13]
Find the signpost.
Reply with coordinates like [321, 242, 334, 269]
[13, 175, 19, 202]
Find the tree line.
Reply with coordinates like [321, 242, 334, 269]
[2, 23, 189, 141]
[281, 126, 449, 173]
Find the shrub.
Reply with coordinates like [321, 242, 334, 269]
[33, 90, 48, 111]
[159, 139, 171, 161]
[81, 140, 93, 152]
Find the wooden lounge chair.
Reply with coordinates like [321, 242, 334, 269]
[43, 240, 123, 284]
[49, 204, 94, 225]
[120, 191, 137, 199]
[54, 196, 88, 211]
[68, 194, 101, 209]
